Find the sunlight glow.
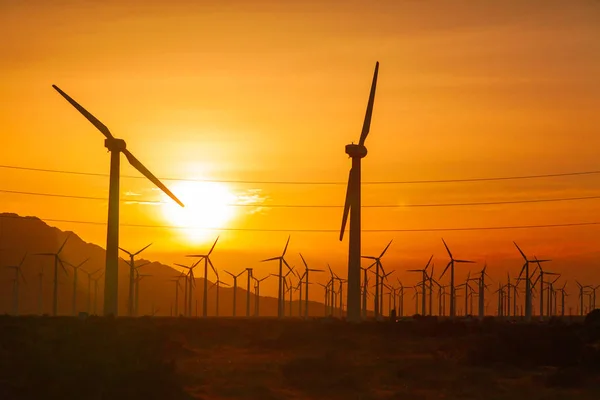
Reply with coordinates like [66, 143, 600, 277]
[160, 180, 238, 244]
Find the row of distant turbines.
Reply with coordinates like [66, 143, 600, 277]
[3, 232, 597, 318]
[48, 62, 597, 321]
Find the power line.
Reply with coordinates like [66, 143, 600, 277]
[2, 163, 600, 185]
[2, 213, 599, 232]
[3, 188, 600, 208]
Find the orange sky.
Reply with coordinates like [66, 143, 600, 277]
[1, 0, 600, 301]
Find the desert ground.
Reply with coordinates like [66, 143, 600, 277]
[1, 315, 600, 400]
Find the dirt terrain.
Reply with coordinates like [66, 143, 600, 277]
[1, 316, 600, 399]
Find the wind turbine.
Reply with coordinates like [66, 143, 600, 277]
[244, 268, 253, 317]
[64, 258, 89, 316]
[407, 255, 433, 316]
[186, 236, 220, 318]
[397, 279, 405, 317]
[338, 62, 380, 323]
[317, 282, 330, 316]
[362, 240, 393, 319]
[6, 253, 27, 316]
[299, 253, 324, 318]
[81, 268, 101, 314]
[169, 273, 185, 317]
[477, 264, 492, 320]
[360, 263, 375, 318]
[514, 242, 551, 321]
[532, 256, 558, 320]
[91, 270, 105, 315]
[252, 275, 269, 317]
[175, 260, 200, 317]
[52, 86, 184, 316]
[439, 239, 475, 319]
[134, 273, 151, 316]
[209, 279, 230, 316]
[34, 235, 70, 316]
[119, 243, 152, 316]
[224, 269, 245, 317]
[261, 236, 292, 318]
[37, 262, 45, 315]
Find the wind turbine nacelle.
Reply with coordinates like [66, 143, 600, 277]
[345, 144, 367, 158]
[105, 138, 127, 152]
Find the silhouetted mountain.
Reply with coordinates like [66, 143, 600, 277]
[0, 213, 334, 317]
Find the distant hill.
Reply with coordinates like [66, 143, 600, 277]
[0, 213, 336, 317]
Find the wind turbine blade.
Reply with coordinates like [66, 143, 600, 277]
[118, 247, 133, 256]
[174, 263, 190, 269]
[282, 258, 293, 273]
[441, 238, 453, 259]
[339, 168, 353, 241]
[380, 239, 393, 258]
[282, 235, 291, 256]
[517, 262, 527, 281]
[424, 254, 433, 270]
[19, 253, 28, 267]
[513, 242, 528, 261]
[261, 256, 280, 262]
[361, 256, 377, 260]
[122, 149, 184, 207]
[19, 268, 27, 285]
[208, 236, 220, 256]
[358, 61, 379, 146]
[134, 243, 153, 256]
[439, 261, 452, 280]
[455, 260, 475, 264]
[57, 234, 70, 255]
[52, 85, 114, 139]
[208, 258, 218, 277]
[299, 253, 309, 269]
[224, 270, 234, 278]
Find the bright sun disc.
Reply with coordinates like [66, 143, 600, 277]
[161, 180, 237, 243]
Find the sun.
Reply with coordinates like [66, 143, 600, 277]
[160, 180, 237, 243]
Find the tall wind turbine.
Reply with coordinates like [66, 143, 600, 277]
[34, 235, 70, 316]
[6, 253, 27, 316]
[244, 268, 253, 317]
[252, 275, 269, 317]
[514, 242, 550, 321]
[186, 237, 220, 317]
[169, 273, 185, 317]
[407, 255, 433, 316]
[362, 240, 392, 319]
[119, 243, 152, 316]
[339, 62, 380, 323]
[533, 256, 557, 320]
[439, 238, 475, 319]
[52, 86, 184, 316]
[65, 258, 89, 316]
[477, 264, 492, 320]
[299, 253, 324, 318]
[81, 268, 101, 314]
[224, 269, 245, 317]
[261, 236, 292, 318]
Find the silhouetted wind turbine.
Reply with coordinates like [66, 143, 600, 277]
[533, 256, 557, 320]
[224, 269, 245, 317]
[252, 275, 269, 317]
[119, 243, 152, 316]
[514, 242, 550, 321]
[81, 268, 101, 314]
[64, 258, 89, 316]
[52, 86, 184, 316]
[299, 253, 324, 318]
[92, 270, 105, 315]
[477, 264, 492, 320]
[362, 240, 392, 319]
[6, 252, 27, 316]
[244, 268, 253, 317]
[439, 238, 474, 318]
[339, 62, 380, 323]
[407, 255, 433, 316]
[209, 279, 229, 316]
[261, 236, 292, 318]
[169, 273, 185, 317]
[34, 235, 70, 316]
[187, 236, 220, 318]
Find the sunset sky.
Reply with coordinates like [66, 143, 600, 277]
[1, 0, 600, 299]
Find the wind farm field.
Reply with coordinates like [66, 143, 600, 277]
[2, 316, 600, 400]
